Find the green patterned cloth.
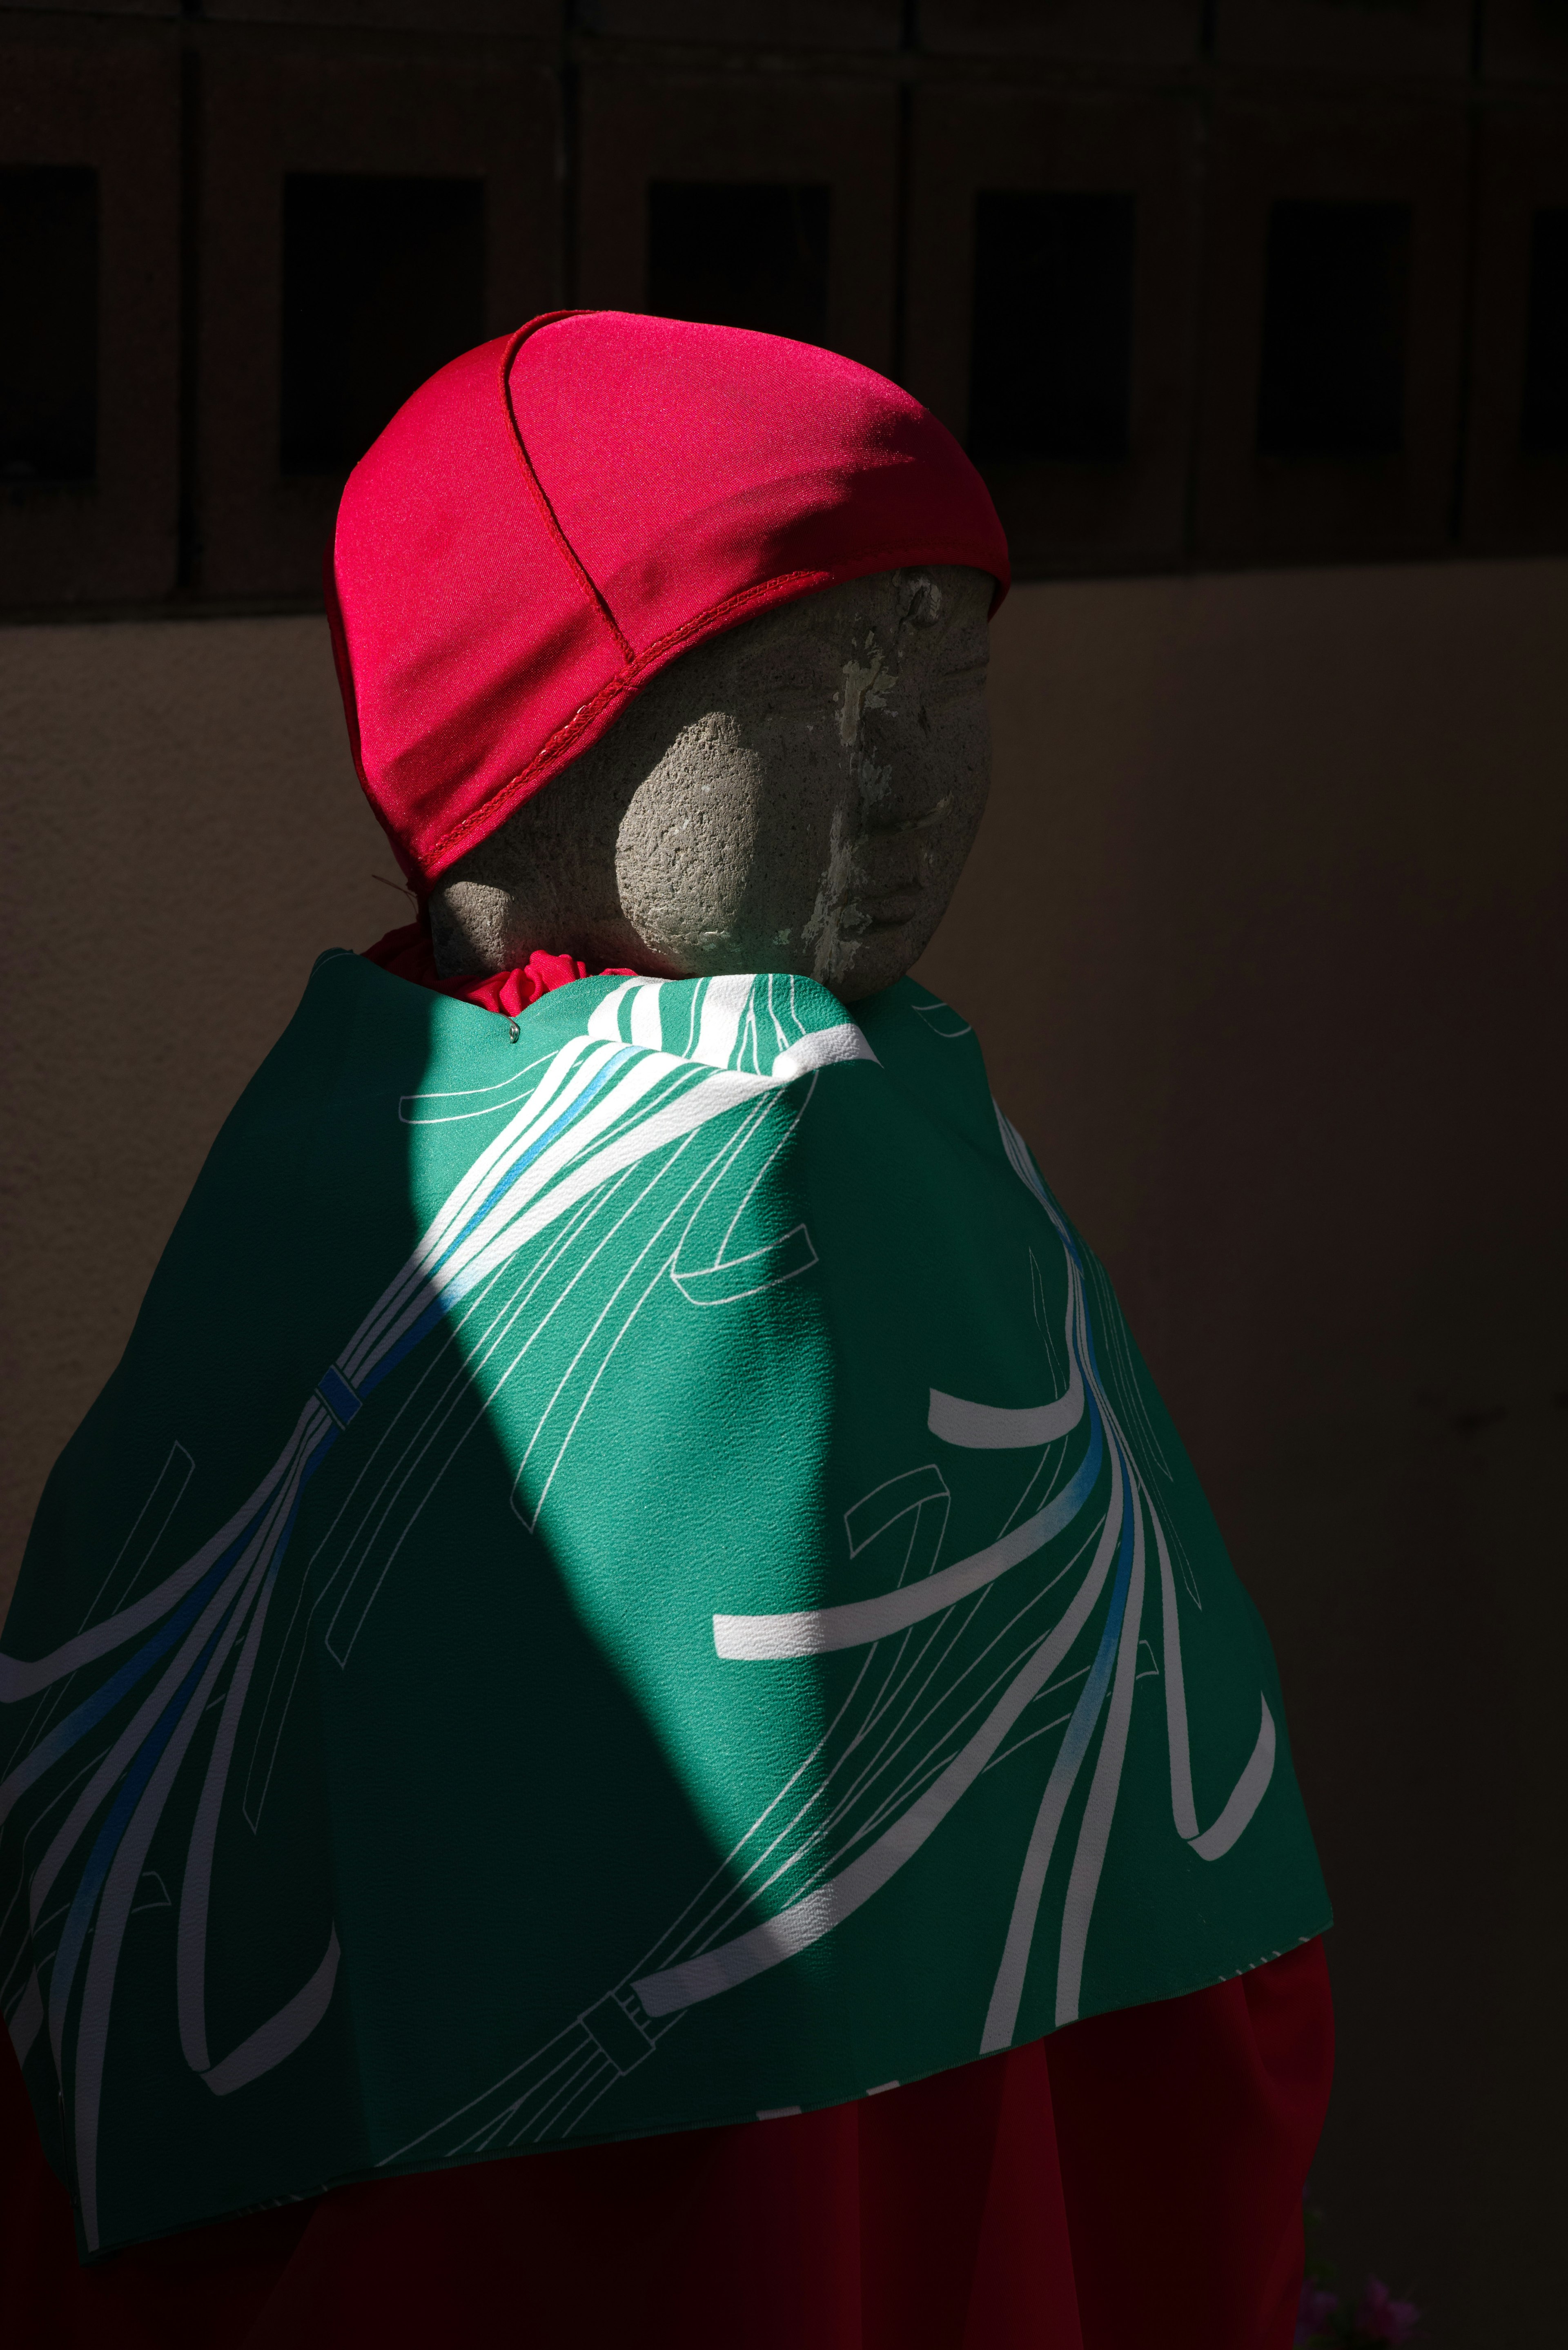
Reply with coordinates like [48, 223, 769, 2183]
[1, 955, 1328, 2255]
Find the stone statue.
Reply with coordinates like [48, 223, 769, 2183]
[428, 565, 994, 1003]
[0, 314, 1332, 2337]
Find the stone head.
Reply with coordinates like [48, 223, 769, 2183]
[428, 562, 993, 1005]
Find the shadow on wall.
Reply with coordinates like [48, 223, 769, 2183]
[915, 558, 1568, 2350]
[0, 614, 394, 1605]
[1, 560, 1565, 2342]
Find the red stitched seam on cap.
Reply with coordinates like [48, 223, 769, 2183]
[426, 671, 642, 863]
[495, 315, 637, 666]
[422, 539, 1001, 870]
[424, 568, 849, 866]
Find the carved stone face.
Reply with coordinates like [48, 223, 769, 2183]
[429, 563, 993, 1004]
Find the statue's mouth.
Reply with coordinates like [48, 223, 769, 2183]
[857, 892, 927, 933]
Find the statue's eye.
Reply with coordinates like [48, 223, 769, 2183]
[758, 680, 826, 713]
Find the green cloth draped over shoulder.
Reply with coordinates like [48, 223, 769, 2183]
[0, 956, 1330, 2256]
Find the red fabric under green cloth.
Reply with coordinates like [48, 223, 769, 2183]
[0, 1939, 1330, 2350]
[359, 919, 639, 1010]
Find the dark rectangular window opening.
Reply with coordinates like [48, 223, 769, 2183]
[1, 166, 98, 485]
[967, 190, 1136, 466]
[1522, 207, 1568, 455]
[1256, 200, 1410, 460]
[280, 174, 486, 477]
[646, 183, 831, 348]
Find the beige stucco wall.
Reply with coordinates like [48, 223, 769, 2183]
[2, 564, 1564, 2337]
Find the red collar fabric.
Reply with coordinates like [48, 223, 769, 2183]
[362, 922, 637, 1019]
[326, 311, 1009, 892]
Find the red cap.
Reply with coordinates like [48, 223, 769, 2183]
[326, 310, 1011, 888]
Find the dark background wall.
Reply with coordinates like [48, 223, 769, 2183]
[3, 5, 1567, 2346]
[4, 0, 1568, 613]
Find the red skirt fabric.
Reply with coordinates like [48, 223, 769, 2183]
[0, 1938, 1330, 2350]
